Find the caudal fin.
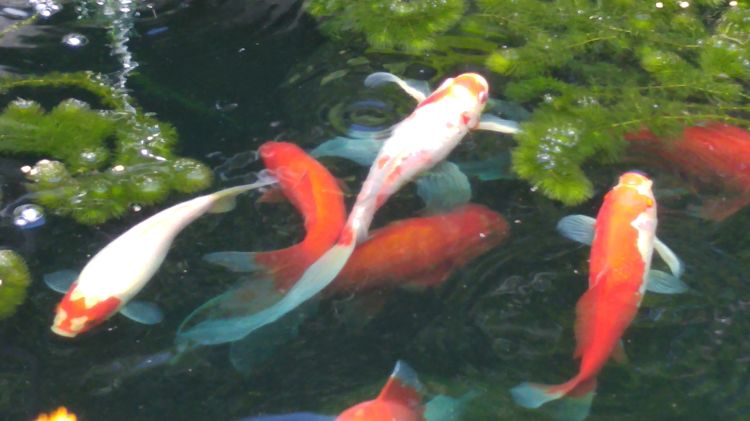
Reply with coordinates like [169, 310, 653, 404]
[178, 242, 354, 349]
[378, 360, 424, 411]
[510, 378, 596, 421]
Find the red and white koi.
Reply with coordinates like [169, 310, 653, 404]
[510, 172, 686, 420]
[47, 178, 275, 337]
[223, 72, 515, 342]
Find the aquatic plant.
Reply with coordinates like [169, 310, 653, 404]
[307, 0, 466, 52]
[305, 0, 750, 204]
[0, 249, 31, 321]
[0, 72, 212, 224]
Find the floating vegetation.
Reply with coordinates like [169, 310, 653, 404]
[0, 250, 31, 321]
[305, 0, 750, 204]
[0, 72, 212, 224]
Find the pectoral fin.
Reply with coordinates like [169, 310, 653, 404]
[476, 114, 521, 134]
[44, 269, 79, 293]
[203, 251, 262, 273]
[646, 270, 689, 294]
[556, 215, 596, 245]
[415, 161, 472, 213]
[120, 300, 164, 325]
[654, 238, 684, 278]
[364, 72, 431, 102]
[309, 136, 380, 166]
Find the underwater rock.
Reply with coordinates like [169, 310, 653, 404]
[0, 249, 31, 320]
[0, 73, 213, 224]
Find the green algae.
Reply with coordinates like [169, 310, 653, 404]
[0, 72, 212, 225]
[0, 250, 31, 321]
[305, 0, 750, 205]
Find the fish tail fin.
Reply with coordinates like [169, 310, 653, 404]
[283, 240, 354, 303]
[378, 361, 423, 411]
[208, 178, 277, 214]
[203, 251, 262, 273]
[175, 276, 284, 348]
[180, 239, 355, 350]
[511, 377, 596, 421]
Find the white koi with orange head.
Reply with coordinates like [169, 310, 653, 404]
[49, 180, 275, 337]
[510, 171, 686, 420]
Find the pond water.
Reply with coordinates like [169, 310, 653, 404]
[1, 1, 750, 420]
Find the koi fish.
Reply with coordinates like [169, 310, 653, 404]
[511, 172, 687, 420]
[237, 361, 474, 421]
[625, 122, 750, 220]
[224, 141, 347, 291]
[45, 177, 276, 337]
[329, 204, 508, 293]
[193, 71, 515, 346]
[34, 407, 77, 421]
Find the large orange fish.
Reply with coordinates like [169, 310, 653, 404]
[331, 204, 508, 293]
[511, 172, 686, 420]
[236, 141, 346, 291]
[626, 122, 750, 220]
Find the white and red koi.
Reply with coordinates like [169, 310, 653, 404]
[511, 172, 686, 420]
[48, 179, 275, 337]
[212, 72, 516, 343]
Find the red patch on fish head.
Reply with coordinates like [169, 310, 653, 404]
[52, 286, 122, 337]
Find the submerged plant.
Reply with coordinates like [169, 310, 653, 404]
[305, 0, 750, 204]
[0, 250, 31, 320]
[307, 0, 466, 52]
[0, 72, 212, 224]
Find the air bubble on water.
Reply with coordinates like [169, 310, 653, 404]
[12, 204, 45, 229]
[29, 0, 61, 17]
[62, 33, 89, 48]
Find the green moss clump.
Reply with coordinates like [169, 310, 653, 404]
[305, 0, 750, 205]
[0, 250, 31, 320]
[0, 73, 213, 224]
[307, 0, 466, 52]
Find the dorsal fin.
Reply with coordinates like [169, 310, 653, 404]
[377, 361, 423, 411]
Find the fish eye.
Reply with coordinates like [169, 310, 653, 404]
[478, 91, 488, 103]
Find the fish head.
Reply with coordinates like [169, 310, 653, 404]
[421, 73, 490, 129]
[51, 283, 122, 337]
[617, 171, 655, 201]
[258, 141, 308, 186]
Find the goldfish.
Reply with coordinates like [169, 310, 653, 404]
[329, 204, 508, 293]
[204, 141, 346, 291]
[237, 361, 474, 421]
[511, 172, 687, 420]
[625, 122, 750, 220]
[45, 177, 276, 337]
[34, 407, 77, 421]
[195, 71, 514, 347]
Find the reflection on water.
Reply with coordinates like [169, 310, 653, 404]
[0, 1, 749, 421]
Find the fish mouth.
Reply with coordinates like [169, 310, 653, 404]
[50, 324, 77, 338]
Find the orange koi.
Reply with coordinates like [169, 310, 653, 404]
[626, 122, 750, 220]
[511, 172, 685, 420]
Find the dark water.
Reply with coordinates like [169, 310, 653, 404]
[1, 1, 749, 420]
